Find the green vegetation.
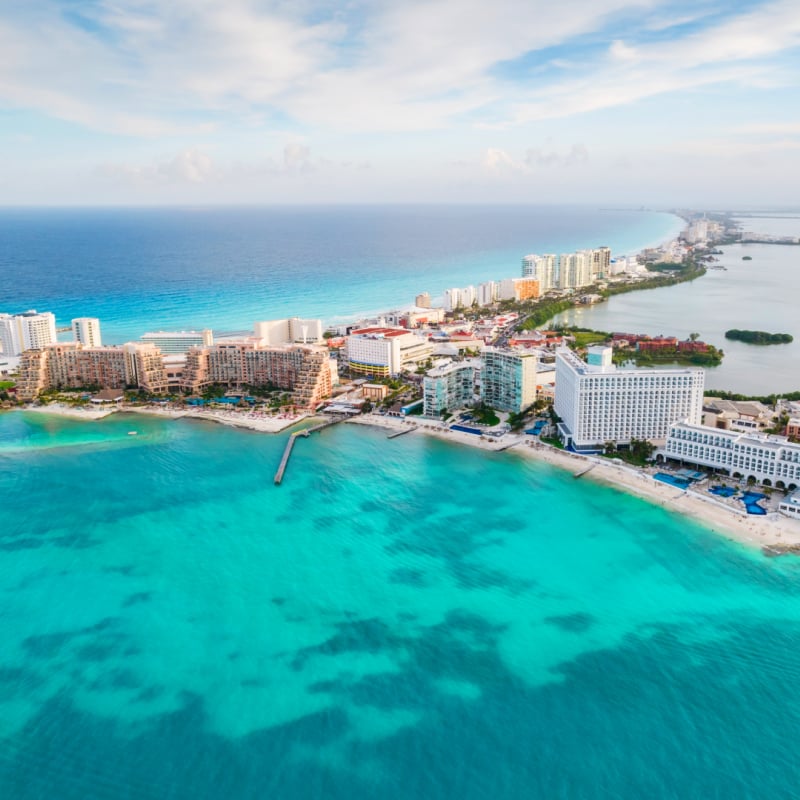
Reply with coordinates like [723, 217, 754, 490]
[615, 347, 723, 367]
[603, 438, 656, 466]
[506, 399, 549, 431]
[518, 298, 575, 330]
[724, 329, 793, 345]
[553, 325, 723, 366]
[472, 402, 500, 427]
[567, 328, 611, 348]
[0, 381, 14, 391]
[706, 389, 800, 404]
[606, 265, 706, 297]
[540, 435, 564, 449]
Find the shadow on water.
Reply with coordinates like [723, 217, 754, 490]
[4, 617, 800, 799]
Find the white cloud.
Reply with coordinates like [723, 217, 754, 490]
[483, 148, 525, 171]
[525, 143, 589, 167]
[283, 143, 313, 169]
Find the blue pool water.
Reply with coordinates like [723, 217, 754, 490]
[710, 486, 738, 498]
[654, 472, 692, 490]
[742, 491, 768, 515]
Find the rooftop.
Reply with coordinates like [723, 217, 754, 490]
[350, 327, 411, 338]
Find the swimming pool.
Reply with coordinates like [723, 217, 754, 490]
[654, 473, 692, 490]
[741, 491, 768, 515]
[709, 486, 738, 498]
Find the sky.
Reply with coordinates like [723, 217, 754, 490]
[1, 0, 799, 206]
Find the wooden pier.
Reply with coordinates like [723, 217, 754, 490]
[387, 426, 417, 439]
[573, 464, 596, 479]
[273, 418, 341, 485]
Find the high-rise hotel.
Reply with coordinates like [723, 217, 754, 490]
[554, 347, 704, 451]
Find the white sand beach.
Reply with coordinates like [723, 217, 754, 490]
[124, 405, 311, 433]
[348, 413, 800, 551]
[22, 402, 118, 420]
[21, 402, 310, 434]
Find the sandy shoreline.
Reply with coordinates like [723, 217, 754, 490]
[15, 403, 800, 552]
[19, 402, 311, 433]
[347, 413, 800, 551]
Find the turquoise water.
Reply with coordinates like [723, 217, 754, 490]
[0, 206, 683, 342]
[3, 411, 800, 797]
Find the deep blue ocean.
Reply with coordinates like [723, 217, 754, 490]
[5, 206, 800, 799]
[0, 205, 682, 341]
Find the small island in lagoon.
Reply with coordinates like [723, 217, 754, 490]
[725, 329, 794, 345]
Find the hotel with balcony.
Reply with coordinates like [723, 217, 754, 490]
[423, 360, 477, 417]
[480, 347, 541, 413]
[554, 347, 704, 451]
[662, 422, 800, 489]
[17, 342, 168, 400]
[182, 341, 333, 409]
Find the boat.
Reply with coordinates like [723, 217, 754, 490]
[127, 431, 138, 436]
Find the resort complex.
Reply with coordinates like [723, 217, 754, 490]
[554, 346, 705, 451]
[5, 216, 800, 536]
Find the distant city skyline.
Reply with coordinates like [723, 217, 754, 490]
[1, 0, 799, 206]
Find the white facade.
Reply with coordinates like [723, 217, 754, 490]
[555, 347, 704, 450]
[254, 317, 323, 345]
[72, 317, 102, 348]
[460, 285, 477, 308]
[478, 281, 497, 307]
[140, 329, 214, 355]
[663, 422, 800, 487]
[346, 328, 433, 377]
[0, 310, 57, 356]
[521, 254, 556, 291]
[779, 489, 800, 518]
[443, 289, 461, 312]
[497, 279, 518, 301]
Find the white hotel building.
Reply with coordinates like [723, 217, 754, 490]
[0, 310, 57, 356]
[72, 317, 102, 347]
[346, 327, 433, 377]
[663, 422, 800, 488]
[140, 330, 214, 355]
[554, 347, 704, 451]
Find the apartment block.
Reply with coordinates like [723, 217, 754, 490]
[480, 347, 539, 413]
[72, 318, 102, 348]
[423, 361, 476, 417]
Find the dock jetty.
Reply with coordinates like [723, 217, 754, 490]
[387, 425, 417, 439]
[274, 418, 341, 485]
